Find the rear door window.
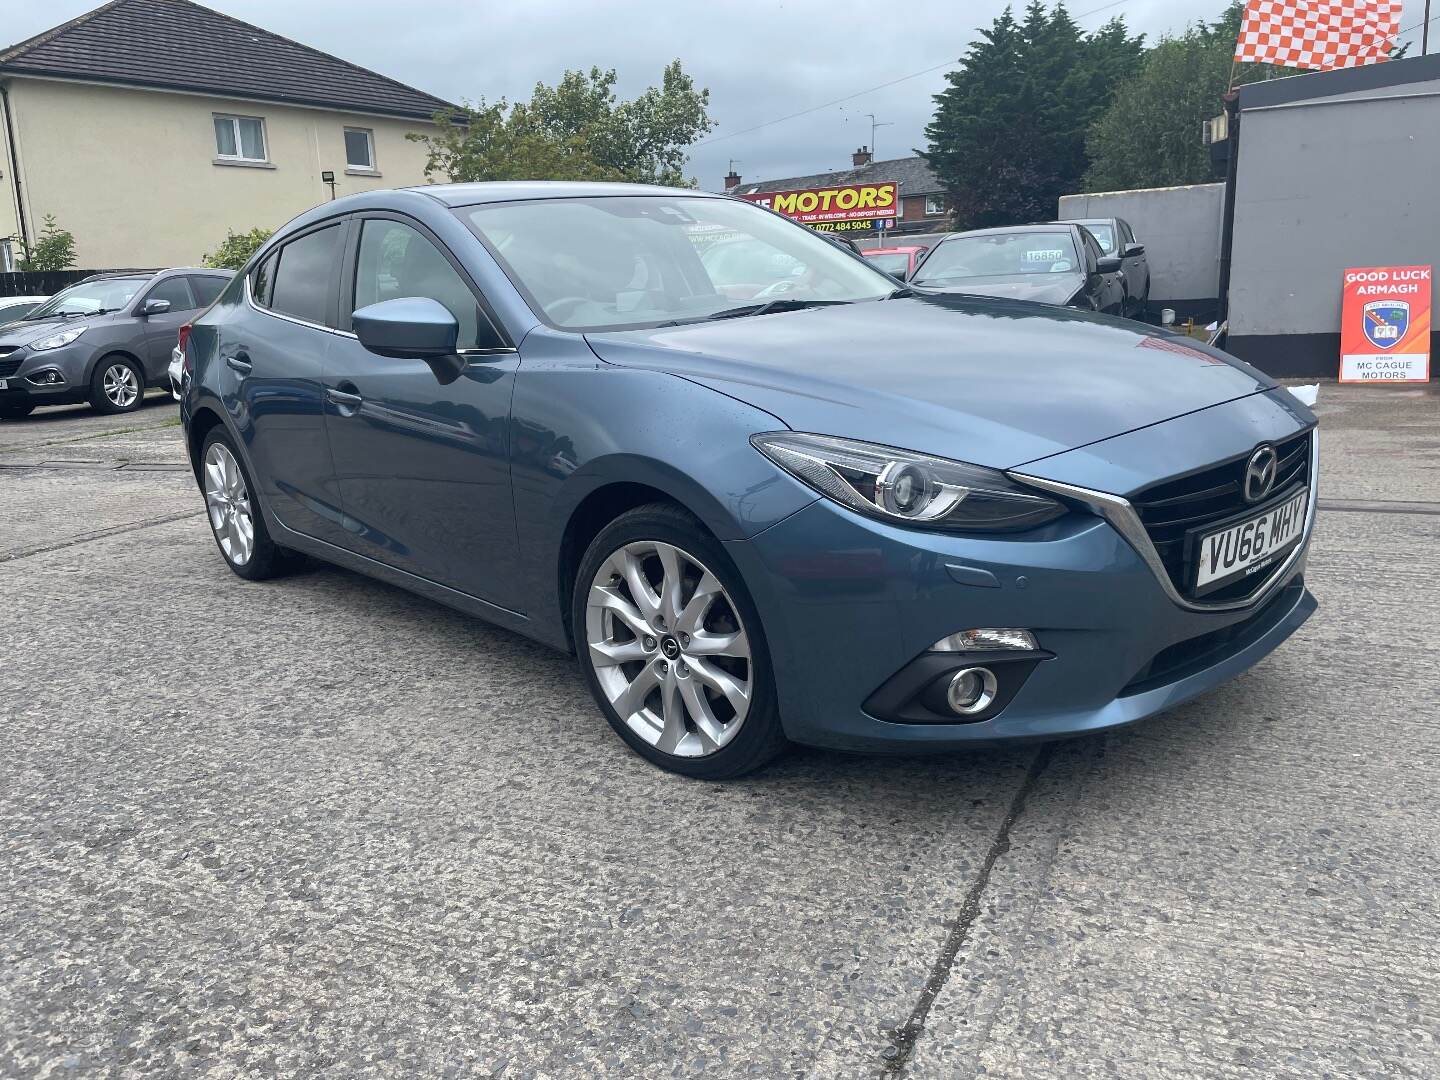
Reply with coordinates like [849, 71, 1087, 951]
[269, 225, 342, 326]
[188, 275, 227, 308]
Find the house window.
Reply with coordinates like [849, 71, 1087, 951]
[214, 114, 267, 162]
[924, 194, 945, 216]
[344, 127, 376, 171]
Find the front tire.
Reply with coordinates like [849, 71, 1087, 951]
[89, 356, 145, 414]
[200, 427, 298, 580]
[572, 503, 788, 779]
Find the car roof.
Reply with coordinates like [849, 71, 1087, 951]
[78, 267, 231, 284]
[0, 294, 50, 302]
[939, 223, 1082, 242]
[407, 180, 725, 208]
[865, 246, 927, 254]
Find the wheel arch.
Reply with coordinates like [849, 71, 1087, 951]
[185, 403, 227, 481]
[87, 348, 147, 388]
[556, 479, 708, 653]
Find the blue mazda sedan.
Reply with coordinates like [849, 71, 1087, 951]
[178, 182, 1318, 779]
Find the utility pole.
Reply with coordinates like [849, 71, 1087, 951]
[1424, 0, 1432, 55]
[864, 113, 894, 159]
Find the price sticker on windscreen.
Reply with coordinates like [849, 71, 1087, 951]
[1339, 265, 1431, 383]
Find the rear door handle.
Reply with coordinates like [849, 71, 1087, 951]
[326, 387, 363, 410]
[225, 353, 252, 375]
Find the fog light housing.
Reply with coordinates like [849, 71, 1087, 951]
[930, 628, 1037, 652]
[946, 667, 998, 715]
[26, 368, 66, 386]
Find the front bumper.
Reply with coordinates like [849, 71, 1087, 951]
[726, 494, 1316, 753]
[0, 343, 98, 407]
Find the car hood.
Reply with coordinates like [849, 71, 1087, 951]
[911, 273, 1083, 306]
[584, 295, 1273, 469]
[0, 314, 97, 346]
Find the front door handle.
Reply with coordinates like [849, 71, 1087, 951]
[225, 352, 252, 375]
[326, 387, 363, 412]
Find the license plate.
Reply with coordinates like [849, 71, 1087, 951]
[1194, 488, 1308, 593]
[0, 379, 7, 390]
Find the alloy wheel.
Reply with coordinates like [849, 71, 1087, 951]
[585, 540, 753, 758]
[102, 363, 140, 409]
[204, 442, 255, 566]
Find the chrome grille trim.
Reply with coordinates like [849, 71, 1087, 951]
[1009, 428, 1319, 614]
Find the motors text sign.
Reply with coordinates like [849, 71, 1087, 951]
[741, 182, 899, 225]
[1340, 265, 1431, 383]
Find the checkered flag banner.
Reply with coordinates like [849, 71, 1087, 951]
[1234, 0, 1401, 70]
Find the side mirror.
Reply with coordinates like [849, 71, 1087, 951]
[352, 297, 464, 384]
[141, 298, 171, 316]
[1124, 243, 1145, 257]
[1095, 256, 1123, 274]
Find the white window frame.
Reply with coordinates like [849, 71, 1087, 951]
[924, 194, 945, 216]
[343, 127, 377, 173]
[213, 113, 269, 164]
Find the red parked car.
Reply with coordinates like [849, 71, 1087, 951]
[862, 245, 929, 280]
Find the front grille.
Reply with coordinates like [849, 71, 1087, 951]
[1131, 429, 1312, 602]
[0, 356, 22, 378]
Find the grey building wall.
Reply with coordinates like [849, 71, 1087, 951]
[1227, 75, 1440, 376]
[1059, 184, 1224, 320]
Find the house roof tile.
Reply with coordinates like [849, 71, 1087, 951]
[0, 0, 457, 121]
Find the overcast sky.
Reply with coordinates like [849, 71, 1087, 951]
[7, 1, 1437, 190]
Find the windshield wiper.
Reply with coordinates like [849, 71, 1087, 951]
[704, 298, 851, 321]
[885, 286, 915, 299]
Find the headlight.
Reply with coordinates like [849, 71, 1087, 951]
[751, 432, 1067, 533]
[31, 326, 87, 352]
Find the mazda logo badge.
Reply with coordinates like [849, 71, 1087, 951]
[1243, 445, 1278, 503]
[661, 636, 681, 659]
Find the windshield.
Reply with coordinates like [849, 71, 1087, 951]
[460, 196, 895, 330]
[26, 278, 146, 319]
[914, 233, 1080, 285]
[1082, 223, 1116, 253]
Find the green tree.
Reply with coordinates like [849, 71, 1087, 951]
[412, 62, 714, 186]
[922, 3, 1144, 228]
[202, 226, 274, 271]
[1084, 4, 1290, 191]
[18, 214, 77, 271]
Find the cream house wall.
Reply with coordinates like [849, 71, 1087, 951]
[2, 76, 442, 268]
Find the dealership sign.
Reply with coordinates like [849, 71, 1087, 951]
[1339, 265, 1431, 383]
[741, 182, 899, 231]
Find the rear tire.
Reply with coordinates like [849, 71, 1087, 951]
[572, 502, 788, 779]
[200, 427, 301, 581]
[89, 355, 145, 414]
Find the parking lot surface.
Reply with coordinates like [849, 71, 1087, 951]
[2, 383, 1437, 1078]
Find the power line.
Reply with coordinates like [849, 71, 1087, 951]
[695, 0, 1129, 148]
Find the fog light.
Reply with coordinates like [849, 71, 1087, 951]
[27, 368, 65, 386]
[946, 667, 998, 715]
[930, 628, 1037, 652]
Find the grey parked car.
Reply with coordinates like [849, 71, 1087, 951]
[0, 268, 231, 419]
[1066, 217, 1150, 319]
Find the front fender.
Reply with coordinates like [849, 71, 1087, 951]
[508, 328, 818, 646]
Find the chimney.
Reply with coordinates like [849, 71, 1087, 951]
[852, 146, 873, 167]
[724, 167, 741, 189]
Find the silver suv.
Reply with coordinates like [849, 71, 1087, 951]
[0, 268, 231, 419]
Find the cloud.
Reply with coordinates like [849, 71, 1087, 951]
[9, 0, 1251, 190]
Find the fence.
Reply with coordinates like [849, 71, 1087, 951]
[0, 269, 160, 298]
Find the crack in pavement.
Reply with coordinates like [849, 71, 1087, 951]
[1, 509, 205, 563]
[880, 742, 1056, 1074]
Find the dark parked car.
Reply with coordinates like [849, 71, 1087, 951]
[0, 269, 231, 418]
[180, 182, 1318, 779]
[1065, 217, 1150, 318]
[910, 224, 1125, 314]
